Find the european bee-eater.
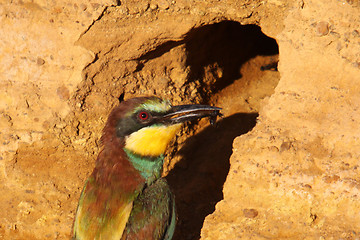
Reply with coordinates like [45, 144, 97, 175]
[72, 96, 221, 240]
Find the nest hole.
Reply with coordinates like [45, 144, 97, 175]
[165, 21, 280, 240]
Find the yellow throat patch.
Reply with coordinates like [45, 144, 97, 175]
[125, 124, 182, 157]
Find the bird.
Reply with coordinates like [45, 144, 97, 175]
[72, 96, 221, 240]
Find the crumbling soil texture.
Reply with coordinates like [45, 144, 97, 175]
[1, 0, 360, 239]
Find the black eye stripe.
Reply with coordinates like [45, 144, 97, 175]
[116, 110, 166, 137]
[133, 110, 167, 125]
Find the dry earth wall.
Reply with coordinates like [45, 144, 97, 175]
[0, 0, 359, 239]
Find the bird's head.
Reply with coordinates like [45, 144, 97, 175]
[102, 96, 221, 157]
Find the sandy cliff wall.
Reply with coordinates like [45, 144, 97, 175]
[0, 0, 359, 239]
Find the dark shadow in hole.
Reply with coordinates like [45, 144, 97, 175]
[184, 21, 279, 96]
[135, 22, 278, 88]
[166, 113, 258, 240]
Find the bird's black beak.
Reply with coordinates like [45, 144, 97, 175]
[160, 104, 222, 125]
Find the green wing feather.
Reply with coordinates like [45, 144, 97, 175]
[121, 178, 176, 240]
[73, 177, 136, 240]
[73, 178, 175, 240]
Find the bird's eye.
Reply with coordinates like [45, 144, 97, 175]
[138, 111, 150, 121]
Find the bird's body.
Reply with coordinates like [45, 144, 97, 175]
[72, 96, 221, 240]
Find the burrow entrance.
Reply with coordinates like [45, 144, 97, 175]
[162, 21, 280, 240]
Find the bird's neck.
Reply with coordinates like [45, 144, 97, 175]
[123, 148, 164, 185]
[94, 141, 146, 195]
